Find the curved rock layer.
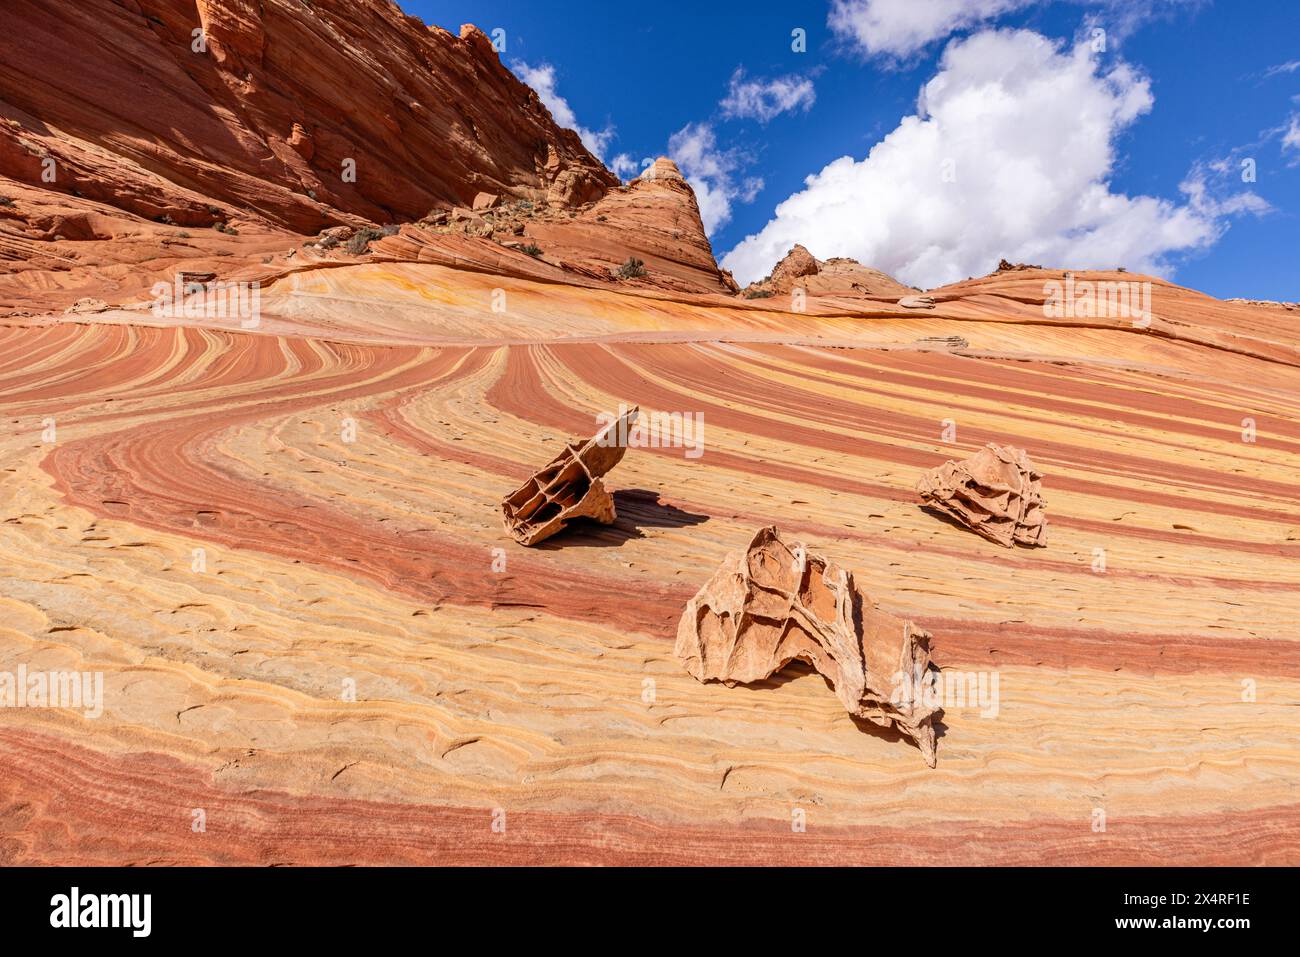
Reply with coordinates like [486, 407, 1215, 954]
[1, 262, 1299, 865]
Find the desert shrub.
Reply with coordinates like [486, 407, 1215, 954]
[0, 196, 14, 207]
[744, 289, 774, 299]
[316, 233, 340, 250]
[345, 226, 385, 255]
[615, 257, 647, 280]
[519, 242, 543, 258]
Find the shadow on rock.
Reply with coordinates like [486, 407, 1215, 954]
[536, 488, 709, 549]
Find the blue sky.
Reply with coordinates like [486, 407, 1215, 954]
[402, 0, 1298, 298]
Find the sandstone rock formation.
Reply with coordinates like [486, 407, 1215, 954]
[765, 243, 820, 290]
[1225, 298, 1299, 312]
[502, 406, 639, 546]
[676, 526, 941, 766]
[899, 295, 936, 309]
[743, 246, 914, 300]
[0, 3, 738, 312]
[4, 0, 1300, 871]
[0, 0, 615, 233]
[519, 158, 739, 295]
[916, 444, 1048, 548]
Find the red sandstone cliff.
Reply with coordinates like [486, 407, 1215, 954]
[0, 0, 749, 309]
[0, 0, 617, 232]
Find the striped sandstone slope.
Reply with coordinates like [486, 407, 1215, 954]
[1, 260, 1298, 865]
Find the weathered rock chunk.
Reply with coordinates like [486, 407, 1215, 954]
[898, 294, 936, 309]
[502, 406, 639, 546]
[916, 443, 1047, 548]
[675, 526, 941, 767]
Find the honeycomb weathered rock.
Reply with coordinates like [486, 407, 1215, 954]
[916, 443, 1047, 548]
[502, 406, 639, 546]
[675, 526, 941, 767]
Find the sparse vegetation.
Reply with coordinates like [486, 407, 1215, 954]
[519, 242, 543, 258]
[213, 222, 238, 235]
[175, 231, 191, 239]
[316, 233, 340, 250]
[615, 256, 647, 280]
[345, 226, 385, 255]
[744, 289, 774, 300]
[0, 196, 13, 207]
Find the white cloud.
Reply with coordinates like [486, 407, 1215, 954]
[720, 69, 817, 123]
[722, 29, 1262, 288]
[1283, 114, 1300, 155]
[513, 61, 614, 160]
[609, 153, 642, 179]
[667, 123, 763, 234]
[829, 0, 1032, 58]
[1265, 59, 1300, 78]
[828, 0, 1206, 59]
[1180, 165, 1270, 217]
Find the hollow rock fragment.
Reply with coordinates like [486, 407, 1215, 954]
[916, 443, 1047, 548]
[675, 526, 941, 767]
[502, 406, 639, 546]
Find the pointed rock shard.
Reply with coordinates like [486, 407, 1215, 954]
[916, 443, 1048, 548]
[502, 406, 639, 546]
[675, 526, 941, 767]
